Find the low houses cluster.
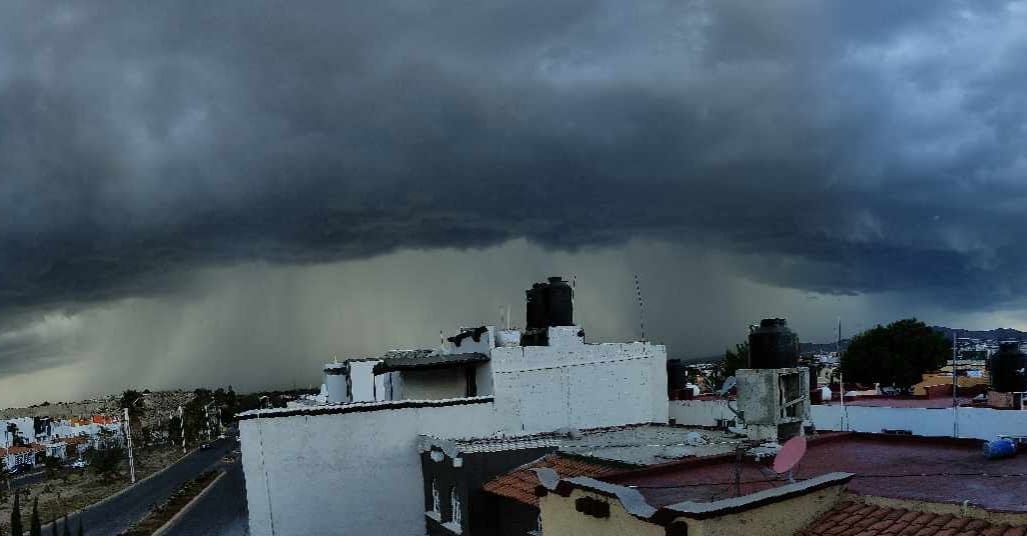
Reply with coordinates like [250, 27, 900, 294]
[1, 413, 123, 470]
[237, 278, 1027, 535]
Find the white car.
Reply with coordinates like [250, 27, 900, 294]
[70, 460, 88, 469]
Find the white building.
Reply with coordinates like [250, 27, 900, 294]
[239, 277, 668, 536]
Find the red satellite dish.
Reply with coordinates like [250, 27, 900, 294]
[772, 436, 807, 474]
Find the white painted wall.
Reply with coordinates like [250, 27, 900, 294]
[668, 399, 735, 427]
[669, 399, 1027, 441]
[441, 326, 495, 355]
[240, 399, 500, 536]
[810, 404, 1027, 440]
[492, 333, 668, 433]
[349, 361, 380, 402]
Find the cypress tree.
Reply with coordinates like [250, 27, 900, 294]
[62, 516, 71, 536]
[10, 492, 23, 536]
[49, 519, 57, 536]
[76, 518, 82, 536]
[29, 498, 40, 536]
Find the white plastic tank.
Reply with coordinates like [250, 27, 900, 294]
[324, 362, 350, 404]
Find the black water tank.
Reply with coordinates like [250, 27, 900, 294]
[989, 342, 1027, 393]
[748, 318, 799, 369]
[666, 359, 686, 392]
[526, 284, 548, 330]
[546, 276, 574, 326]
[806, 364, 819, 391]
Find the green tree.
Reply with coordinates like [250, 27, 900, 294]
[85, 446, 125, 481]
[29, 498, 40, 536]
[76, 518, 82, 536]
[49, 519, 57, 536]
[841, 318, 950, 393]
[41, 457, 62, 480]
[708, 342, 749, 391]
[61, 516, 70, 536]
[11, 492, 23, 536]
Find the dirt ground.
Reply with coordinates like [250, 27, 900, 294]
[0, 445, 186, 532]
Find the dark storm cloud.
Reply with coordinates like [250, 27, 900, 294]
[1, 0, 1026, 321]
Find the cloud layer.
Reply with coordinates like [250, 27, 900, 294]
[1, 1, 1025, 318]
[1, 2, 1027, 403]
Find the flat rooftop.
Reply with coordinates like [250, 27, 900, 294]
[424, 424, 745, 466]
[604, 433, 1027, 513]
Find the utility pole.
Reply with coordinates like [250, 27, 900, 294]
[179, 405, 186, 454]
[838, 318, 846, 431]
[123, 407, 136, 484]
[952, 332, 959, 438]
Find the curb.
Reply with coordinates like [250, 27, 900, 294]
[40, 446, 201, 531]
[152, 469, 227, 536]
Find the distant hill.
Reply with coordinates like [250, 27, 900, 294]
[800, 340, 849, 353]
[930, 326, 1027, 341]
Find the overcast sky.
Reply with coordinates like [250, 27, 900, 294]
[2, 1, 1026, 406]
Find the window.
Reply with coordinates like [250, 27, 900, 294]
[431, 478, 441, 514]
[449, 486, 461, 526]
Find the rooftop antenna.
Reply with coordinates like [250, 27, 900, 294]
[634, 274, 647, 342]
[506, 304, 511, 330]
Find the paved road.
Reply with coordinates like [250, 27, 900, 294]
[61, 439, 236, 536]
[163, 453, 249, 536]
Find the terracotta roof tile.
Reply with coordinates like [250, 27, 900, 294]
[800, 503, 1027, 536]
[482, 453, 623, 507]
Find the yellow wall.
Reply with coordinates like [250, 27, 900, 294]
[540, 490, 665, 536]
[686, 484, 846, 536]
[540, 484, 847, 536]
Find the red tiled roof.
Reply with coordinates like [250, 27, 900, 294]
[798, 501, 1026, 536]
[1, 446, 37, 455]
[483, 454, 624, 507]
[62, 436, 89, 445]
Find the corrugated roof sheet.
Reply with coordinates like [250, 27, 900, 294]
[373, 351, 488, 374]
[798, 501, 1026, 536]
[483, 453, 623, 507]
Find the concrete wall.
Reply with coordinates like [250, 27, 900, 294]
[810, 404, 1027, 440]
[668, 399, 736, 427]
[240, 399, 500, 536]
[492, 337, 668, 433]
[401, 368, 469, 400]
[669, 399, 1027, 441]
[539, 489, 665, 536]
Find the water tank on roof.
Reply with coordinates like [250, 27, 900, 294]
[748, 318, 799, 369]
[526, 284, 548, 330]
[989, 342, 1027, 393]
[546, 277, 574, 327]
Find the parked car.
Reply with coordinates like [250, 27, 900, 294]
[200, 443, 212, 450]
[69, 459, 88, 469]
